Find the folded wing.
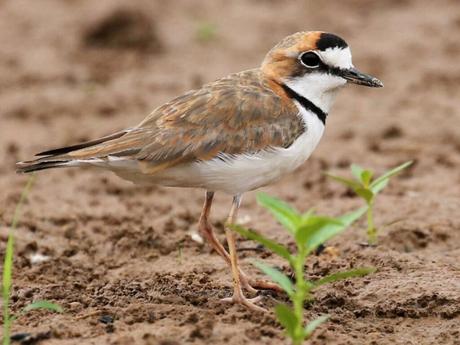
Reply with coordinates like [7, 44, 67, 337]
[17, 70, 304, 174]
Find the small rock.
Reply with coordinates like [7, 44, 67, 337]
[10, 333, 31, 341]
[28, 253, 50, 265]
[99, 314, 114, 324]
[189, 231, 203, 244]
[68, 302, 82, 311]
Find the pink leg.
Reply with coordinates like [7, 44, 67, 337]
[220, 194, 266, 312]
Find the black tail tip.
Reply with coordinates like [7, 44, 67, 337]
[15, 160, 68, 173]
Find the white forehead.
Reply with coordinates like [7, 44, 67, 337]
[318, 46, 353, 69]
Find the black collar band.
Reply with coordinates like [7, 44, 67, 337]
[281, 84, 327, 125]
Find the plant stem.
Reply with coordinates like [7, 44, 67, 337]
[292, 252, 307, 345]
[366, 203, 377, 245]
[2, 176, 35, 345]
[2, 237, 13, 345]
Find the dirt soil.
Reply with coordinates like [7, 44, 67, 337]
[1, 0, 460, 344]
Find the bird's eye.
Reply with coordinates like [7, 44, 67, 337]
[299, 52, 321, 68]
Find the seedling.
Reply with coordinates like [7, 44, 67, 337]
[326, 161, 412, 245]
[2, 176, 62, 345]
[231, 193, 375, 345]
[195, 21, 218, 42]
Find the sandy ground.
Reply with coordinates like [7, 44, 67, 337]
[1, 0, 460, 344]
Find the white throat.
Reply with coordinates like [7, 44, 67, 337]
[283, 73, 346, 114]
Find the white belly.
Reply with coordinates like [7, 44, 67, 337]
[112, 106, 325, 195]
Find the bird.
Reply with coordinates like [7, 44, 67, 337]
[17, 31, 383, 312]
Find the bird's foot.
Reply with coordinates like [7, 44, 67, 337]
[239, 273, 258, 294]
[238, 270, 283, 293]
[221, 289, 267, 313]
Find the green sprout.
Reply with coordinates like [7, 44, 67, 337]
[231, 193, 375, 345]
[195, 21, 218, 42]
[2, 176, 62, 345]
[326, 161, 413, 245]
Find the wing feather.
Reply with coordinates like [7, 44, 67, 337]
[134, 69, 304, 166]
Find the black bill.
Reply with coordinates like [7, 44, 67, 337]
[340, 67, 383, 88]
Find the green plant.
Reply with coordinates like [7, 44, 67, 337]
[195, 21, 218, 42]
[231, 193, 375, 345]
[2, 176, 62, 345]
[326, 161, 412, 245]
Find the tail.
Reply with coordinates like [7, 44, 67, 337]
[16, 130, 130, 174]
[16, 159, 74, 173]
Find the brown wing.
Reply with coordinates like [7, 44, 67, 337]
[133, 69, 304, 162]
[19, 69, 304, 173]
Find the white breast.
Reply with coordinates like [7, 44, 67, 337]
[141, 102, 325, 194]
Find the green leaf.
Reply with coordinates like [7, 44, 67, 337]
[370, 178, 389, 195]
[304, 315, 329, 338]
[305, 207, 367, 252]
[295, 216, 343, 248]
[3, 176, 35, 344]
[3, 177, 35, 293]
[275, 304, 298, 338]
[370, 161, 413, 193]
[195, 21, 218, 42]
[22, 300, 63, 314]
[336, 206, 368, 228]
[355, 187, 374, 204]
[3, 229, 14, 300]
[361, 170, 374, 187]
[312, 267, 376, 288]
[325, 174, 361, 190]
[300, 208, 315, 223]
[230, 224, 293, 264]
[350, 164, 365, 182]
[256, 193, 300, 234]
[252, 261, 294, 296]
[300, 214, 343, 228]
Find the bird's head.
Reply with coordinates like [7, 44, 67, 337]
[262, 31, 383, 112]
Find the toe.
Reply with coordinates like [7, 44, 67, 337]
[249, 279, 284, 292]
[241, 279, 259, 294]
[242, 299, 267, 313]
[221, 294, 267, 313]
